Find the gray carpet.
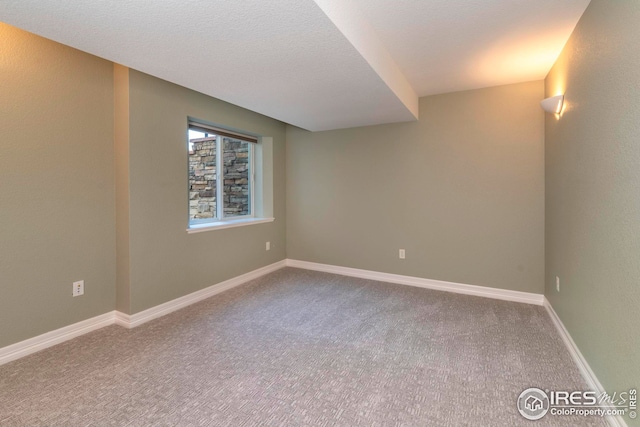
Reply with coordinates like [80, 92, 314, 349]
[0, 267, 605, 426]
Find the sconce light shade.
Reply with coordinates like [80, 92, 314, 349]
[540, 95, 564, 114]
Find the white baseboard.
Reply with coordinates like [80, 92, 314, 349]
[114, 311, 131, 328]
[0, 311, 116, 366]
[116, 260, 287, 329]
[1, 258, 541, 366]
[544, 298, 628, 427]
[0, 260, 287, 365]
[286, 259, 544, 305]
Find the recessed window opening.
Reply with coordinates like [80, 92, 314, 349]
[188, 121, 256, 227]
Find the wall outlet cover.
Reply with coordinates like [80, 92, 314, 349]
[73, 280, 84, 297]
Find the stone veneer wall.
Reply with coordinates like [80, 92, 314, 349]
[189, 137, 250, 220]
[222, 138, 250, 216]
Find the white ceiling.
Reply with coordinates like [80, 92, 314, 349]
[352, 0, 591, 96]
[0, 0, 590, 131]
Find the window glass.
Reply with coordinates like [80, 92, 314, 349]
[189, 130, 217, 221]
[188, 123, 254, 226]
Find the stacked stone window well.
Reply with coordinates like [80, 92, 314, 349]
[189, 137, 217, 219]
[189, 136, 250, 220]
[222, 138, 250, 217]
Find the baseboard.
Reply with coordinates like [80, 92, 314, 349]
[0, 311, 117, 366]
[117, 259, 287, 328]
[114, 311, 131, 328]
[544, 298, 628, 427]
[1, 258, 540, 366]
[0, 260, 287, 365]
[286, 259, 544, 305]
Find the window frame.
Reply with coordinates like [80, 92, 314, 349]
[187, 122, 258, 231]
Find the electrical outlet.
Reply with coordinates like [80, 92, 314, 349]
[399, 249, 406, 259]
[556, 276, 560, 292]
[73, 280, 84, 297]
[266, 241, 271, 251]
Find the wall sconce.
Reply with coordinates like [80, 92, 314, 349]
[540, 95, 564, 114]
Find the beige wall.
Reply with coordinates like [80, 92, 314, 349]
[125, 70, 287, 314]
[545, 0, 640, 417]
[286, 81, 545, 294]
[0, 24, 115, 347]
[0, 24, 287, 347]
[114, 64, 131, 314]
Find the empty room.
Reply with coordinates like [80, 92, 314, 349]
[0, 0, 638, 426]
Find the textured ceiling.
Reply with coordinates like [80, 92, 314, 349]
[0, 0, 590, 131]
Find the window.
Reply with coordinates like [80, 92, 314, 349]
[188, 121, 256, 228]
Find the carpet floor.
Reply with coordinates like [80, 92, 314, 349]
[0, 267, 605, 426]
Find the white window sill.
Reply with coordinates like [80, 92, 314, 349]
[187, 217, 274, 234]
